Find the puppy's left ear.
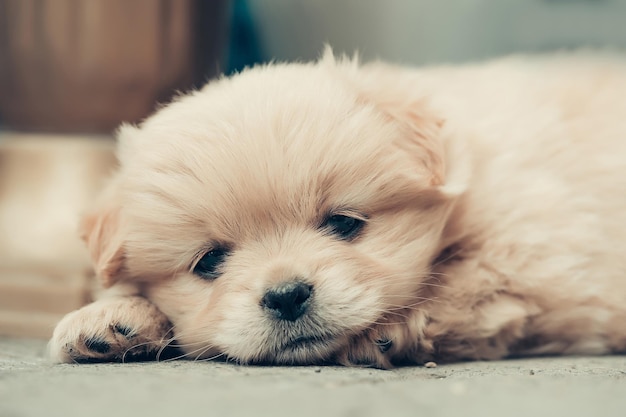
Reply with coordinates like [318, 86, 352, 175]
[336, 59, 468, 198]
[79, 175, 127, 288]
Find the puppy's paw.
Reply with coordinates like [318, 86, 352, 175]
[49, 296, 175, 363]
[335, 329, 395, 369]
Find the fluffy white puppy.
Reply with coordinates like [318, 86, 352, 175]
[50, 49, 626, 368]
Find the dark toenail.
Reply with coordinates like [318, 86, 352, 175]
[114, 324, 133, 338]
[375, 339, 393, 353]
[85, 337, 110, 354]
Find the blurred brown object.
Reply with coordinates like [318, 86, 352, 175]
[0, 133, 117, 338]
[0, 0, 229, 133]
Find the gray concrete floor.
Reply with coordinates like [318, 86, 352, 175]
[1, 336, 625, 417]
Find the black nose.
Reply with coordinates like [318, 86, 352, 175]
[261, 281, 312, 321]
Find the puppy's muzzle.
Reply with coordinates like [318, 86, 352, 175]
[261, 281, 312, 321]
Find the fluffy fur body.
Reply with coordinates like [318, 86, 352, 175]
[50, 50, 626, 368]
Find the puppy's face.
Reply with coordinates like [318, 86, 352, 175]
[85, 56, 458, 366]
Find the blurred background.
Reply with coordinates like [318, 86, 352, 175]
[1, 0, 625, 339]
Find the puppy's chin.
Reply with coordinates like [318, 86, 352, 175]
[247, 332, 347, 366]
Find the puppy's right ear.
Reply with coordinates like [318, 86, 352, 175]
[80, 181, 125, 288]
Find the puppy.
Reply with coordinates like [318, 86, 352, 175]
[49, 49, 626, 368]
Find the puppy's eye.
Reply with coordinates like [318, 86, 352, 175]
[193, 248, 228, 280]
[322, 214, 364, 240]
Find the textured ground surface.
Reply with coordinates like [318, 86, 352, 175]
[1, 336, 625, 417]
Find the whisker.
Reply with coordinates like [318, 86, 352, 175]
[193, 343, 222, 362]
[382, 309, 409, 319]
[369, 320, 408, 326]
[373, 275, 450, 289]
[195, 352, 227, 362]
[382, 294, 440, 301]
[420, 281, 450, 289]
[431, 246, 464, 268]
[161, 342, 217, 362]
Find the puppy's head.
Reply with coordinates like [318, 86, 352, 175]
[82, 52, 463, 366]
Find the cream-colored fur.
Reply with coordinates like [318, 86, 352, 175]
[49, 49, 626, 368]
